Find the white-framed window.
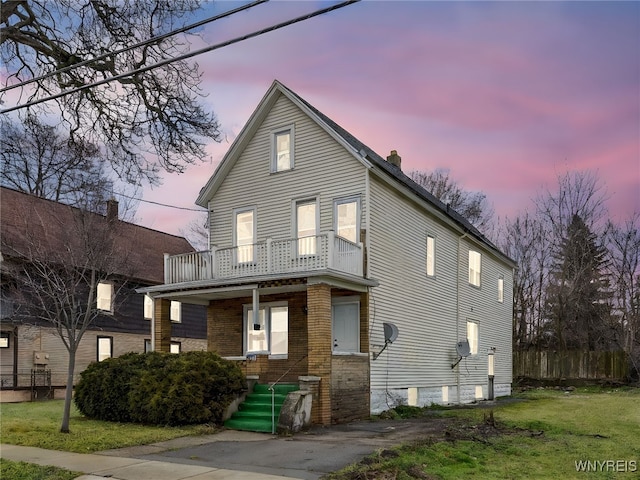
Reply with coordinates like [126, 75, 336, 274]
[498, 276, 504, 303]
[170, 301, 181, 323]
[97, 336, 113, 362]
[271, 126, 294, 172]
[296, 199, 318, 255]
[244, 302, 288, 356]
[426, 235, 436, 277]
[467, 321, 478, 355]
[334, 197, 360, 243]
[170, 342, 181, 354]
[97, 282, 114, 313]
[469, 250, 482, 287]
[144, 295, 153, 319]
[234, 207, 256, 263]
[332, 297, 360, 353]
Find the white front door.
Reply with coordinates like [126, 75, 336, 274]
[332, 301, 359, 353]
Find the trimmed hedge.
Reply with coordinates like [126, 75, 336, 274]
[75, 351, 245, 425]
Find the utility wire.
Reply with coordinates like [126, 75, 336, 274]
[0, 0, 268, 94]
[117, 192, 205, 212]
[0, 0, 360, 114]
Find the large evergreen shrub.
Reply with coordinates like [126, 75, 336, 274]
[74, 351, 245, 425]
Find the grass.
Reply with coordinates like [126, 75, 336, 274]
[327, 387, 640, 479]
[2, 388, 639, 479]
[0, 399, 217, 453]
[0, 459, 80, 480]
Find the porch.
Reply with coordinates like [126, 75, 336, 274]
[149, 282, 373, 426]
[163, 232, 363, 284]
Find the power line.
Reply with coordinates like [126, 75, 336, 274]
[0, 0, 268, 94]
[0, 0, 360, 115]
[118, 192, 205, 212]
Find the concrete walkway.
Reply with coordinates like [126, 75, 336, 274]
[0, 442, 293, 480]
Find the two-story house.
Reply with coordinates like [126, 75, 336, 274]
[0, 187, 207, 402]
[140, 81, 515, 426]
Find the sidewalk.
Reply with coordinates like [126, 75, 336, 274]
[0, 443, 295, 480]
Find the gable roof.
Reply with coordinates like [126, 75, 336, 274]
[197, 80, 515, 267]
[0, 187, 195, 284]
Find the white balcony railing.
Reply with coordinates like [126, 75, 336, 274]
[164, 232, 363, 284]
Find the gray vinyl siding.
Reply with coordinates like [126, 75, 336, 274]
[208, 94, 367, 247]
[368, 175, 513, 390]
[457, 240, 514, 386]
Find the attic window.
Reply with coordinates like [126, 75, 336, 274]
[271, 125, 294, 172]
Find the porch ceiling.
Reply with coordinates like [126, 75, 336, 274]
[138, 271, 378, 305]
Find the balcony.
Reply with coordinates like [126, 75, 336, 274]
[164, 232, 363, 285]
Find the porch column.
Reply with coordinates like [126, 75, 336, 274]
[154, 298, 171, 352]
[307, 283, 332, 425]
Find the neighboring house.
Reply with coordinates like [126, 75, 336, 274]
[0, 187, 207, 402]
[140, 80, 516, 425]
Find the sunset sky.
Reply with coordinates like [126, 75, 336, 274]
[135, 0, 639, 237]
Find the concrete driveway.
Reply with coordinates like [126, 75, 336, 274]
[98, 417, 452, 480]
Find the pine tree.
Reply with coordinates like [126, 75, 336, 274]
[545, 214, 612, 350]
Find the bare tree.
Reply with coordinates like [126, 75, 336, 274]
[180, 211, 209, 251]
[500, 211, 551, 350]
[1, 114, 109, 207]
[1, 0, 221, 184]
[606, 213, 640, 374]
[2, 197, 134, 432]
[531, 170, 613, 350]
[409, 168, 495, 234]
[535, 170, 609, 239]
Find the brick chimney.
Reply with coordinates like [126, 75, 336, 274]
[386, 150, 401, 169]
[106, 198, 119, 222]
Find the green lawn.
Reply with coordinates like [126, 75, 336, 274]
[0, 459, 80, 480]
[328, 387, 640, 480]
[0, 400, 217, 453]
[1, 388, 638, 479]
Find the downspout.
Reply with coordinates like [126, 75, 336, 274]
[456, 231, 469, 405]
[364, 167, 371, 279]
[150, 295, 155, 352]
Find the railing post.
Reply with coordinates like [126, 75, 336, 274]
[210, 247, 218, 278]
[266, 238, 272, 273]
[163, 253, 170, 283]
[327, 231, 334, 270]
[357, 242, 364, 276]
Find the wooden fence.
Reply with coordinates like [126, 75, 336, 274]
[513, 350, 628, 381]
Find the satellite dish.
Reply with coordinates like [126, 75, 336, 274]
[373, 323, 399, 360]
[456, 340, 471, 357]
[383, 322, 399, 343]
[452, 340, 471, 369]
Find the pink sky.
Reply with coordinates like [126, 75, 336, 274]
[135, 1, 639, 238]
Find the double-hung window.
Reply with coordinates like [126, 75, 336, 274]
[245, 302, 288, 356]
[144, 295, 153, 320]
[97, 282, 113, 313]
[272, 126, 294, 172]
[234, 207, 256, 263]
[170, 301, 181, 323]
[466, 321, 478, 355]
[97, 336, 113, 362]
[469, 250, 482, 287]
[335, 197, 360, 243]
[426, 235, 436, 277]
[296, 199, 317, 255]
